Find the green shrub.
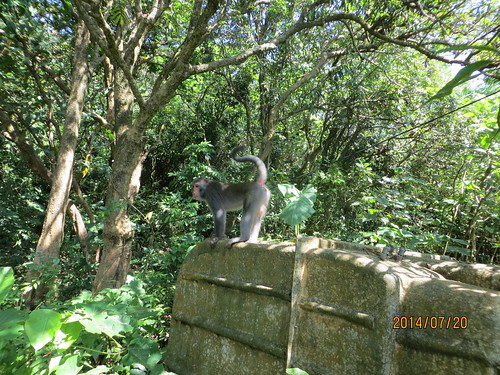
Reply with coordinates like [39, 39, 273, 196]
[0, 267, 174, 375]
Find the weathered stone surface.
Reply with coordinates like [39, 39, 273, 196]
[287, 237, 444, 375]
[167, 237, 500, 375]
[168, 240, 295, 375]
[395, 277, 500, 374]
[428, 261, 500, 290]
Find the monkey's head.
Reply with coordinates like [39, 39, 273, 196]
[192, 177, 210, 201]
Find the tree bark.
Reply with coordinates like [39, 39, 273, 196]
[92, 66, 145, 292]
[25, 21, 90, 308]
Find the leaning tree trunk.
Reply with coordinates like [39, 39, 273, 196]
[25, 21, 90, 308]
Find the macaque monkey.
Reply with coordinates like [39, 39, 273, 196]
[192, 145, 271, 248]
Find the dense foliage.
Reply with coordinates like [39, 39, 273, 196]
[0, 267, 170, 374]
[0, 0, 498, 372]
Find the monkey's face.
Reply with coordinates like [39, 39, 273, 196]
[192, 183, 201, 200]
[192, 178, 209, 201]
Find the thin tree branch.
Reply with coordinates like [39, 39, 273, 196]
[72, 0, 147, 108]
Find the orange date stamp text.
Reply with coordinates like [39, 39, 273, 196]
[393, 316, 468, 329]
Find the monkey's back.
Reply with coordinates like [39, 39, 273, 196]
[222, 181, 269, 212]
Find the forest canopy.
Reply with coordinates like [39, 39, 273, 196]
[0, 0, 498, 324]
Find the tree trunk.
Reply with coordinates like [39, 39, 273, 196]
[25, 21, 90, 308]
[92, 68, 148, 292]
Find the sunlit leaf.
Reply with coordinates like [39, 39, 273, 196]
[0, 267, 14, 303]
[80, 312, 132, 336]
[287, 368, 309, 375]
[277, 183, 300, 199]
[279, 185, 317, 227]
[55, 354, 81, 375]
[53, 321, 82, 350]
[25, 309, 62, 351]
[49, 355, 62, 374]
[431, 60, 491, 99]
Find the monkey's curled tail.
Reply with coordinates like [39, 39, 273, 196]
[231, 145, 267, 185]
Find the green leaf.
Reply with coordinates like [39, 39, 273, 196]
[49, 355, 63, 374]
[25, 309, 62, 351]
[446, 246, 470, 256]
[53, 321, 82, 350]
[0, 308, 27, 342]
[287, 368, 309, 375]
[0, 267, 14, 303]
[399, 229, 415, 238]
[110, 1, 128, 26]
[80, 366, 111, 375]
[277, 183, 300, 199]
[80, 312, 132, 337]
[279, 185, 317, 227]
[450, 237, 468, 246]
[431, 60, 491, 99]
[301, 185, 317, 204]
[55, 354, 81, 375]
[123, 336, 163, 372]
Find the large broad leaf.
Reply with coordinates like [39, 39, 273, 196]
[122, 336, 163, 372]
[53, 321, 82, 350]
[279, 185, 317, 227]
[48, 355, 63, 374]
[80, 312, 132, 337]
[55, 354, 81, 375]
[0, 308, 28, 341]
[277, 183, 300, 199]
[300, 185, 317, 204]
[25, 309, 62, 351]
[0, 267, 14, 303]
[431, 60, 491, 99]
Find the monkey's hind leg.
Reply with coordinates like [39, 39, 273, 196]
[248, 204, 267, 242]
[227, 203, 267, 247]
[227, 209, 253, 247]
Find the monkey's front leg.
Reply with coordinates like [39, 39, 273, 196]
[210, 208, 226, 248]
[210, 237, 222, 248]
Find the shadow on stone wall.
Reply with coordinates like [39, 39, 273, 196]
[167, 237, 499, 375]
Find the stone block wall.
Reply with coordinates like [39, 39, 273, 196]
[167, 237, 499, 375]
[168, 242, 295, 375]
